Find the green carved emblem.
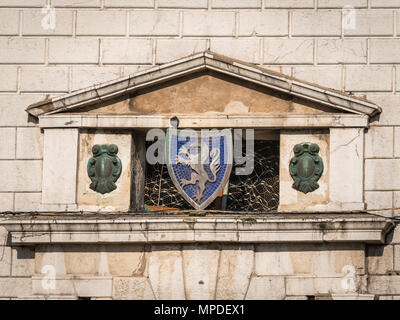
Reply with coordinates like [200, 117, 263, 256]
[87, 144, 122, 194]
[289, 143, 324, 194]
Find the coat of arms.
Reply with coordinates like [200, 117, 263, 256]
[166, 129, 233, 210]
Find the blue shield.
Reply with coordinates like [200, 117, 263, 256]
[166, 129, 233, 210]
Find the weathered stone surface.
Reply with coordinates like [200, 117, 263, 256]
[11, 246, 35, 276]
[23, 9, 73, 35]
[366, 94, 400, 126]
[291, 11, 341, 36]
[394, 245, 400, 271]
[102, 39, 152, 64]
[318, 0, 367, 7]
[16, 127, 43, 159]
[107, 245, 147, 276]
[245, 276, 285, 300]
[317, 39, 366, 64]
[345, 66, 393, 92]
[0, 246, 11, 276]
[265, 0, 314, 8]
[130, 11, 179, 36]
[72, 66, 121, 91]
[156, 39, 207, 64]
[0, 39, 45, 63]
[148, 244, 185, 300]
[0, 194, 13, 212]
[0, 278, 31, 297]
[365, 191, 393, 211]
[183, 12, 235, 36]
[112, 277, 155, 299]
[21, 67, 69, 92]
[255, 243, 365, 276]
[0, 128, 15, 159]
[42, 129, 78, 206]
[264, 39, 313, 64]
[105, 0, 153, 7]
[212, 0, 261, 8]
[182, 244, 220, 300]
[49, 39, 99, 64]
[35, 244, 66, 275]
[292, 66, 342, 90]
[0, 161, 42, 192]
[76, 10, 126, 35]
[64, 246, 99, 275]
[158, 0, 206, 8]
[210, 39, 260, 64]
[369, 276, 400, 294]
[344, 10, 394, 36]
[215, 244, 254, 300]
[286, 276, 350, 296]
[0, 66, 17, 91]
[238, 11, 288, 36]
[367, 245, 394, 275]
[365, 159, 400, 190]
[365, 127, 393, 158]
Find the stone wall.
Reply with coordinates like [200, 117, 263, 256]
[1, 0, 400, 299]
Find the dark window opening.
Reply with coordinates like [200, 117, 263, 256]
[144, 140, 279, 212]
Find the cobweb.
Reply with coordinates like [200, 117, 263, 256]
[144, 140, 279, 212]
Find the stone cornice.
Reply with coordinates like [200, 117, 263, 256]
[38, 113, 370, 129]
[0, 213, 394, 245]
[26, 51, 381, 119]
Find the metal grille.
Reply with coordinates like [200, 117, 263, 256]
[144, 140, 279, 212]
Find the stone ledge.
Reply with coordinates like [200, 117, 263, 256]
[0, 213, 394, 245]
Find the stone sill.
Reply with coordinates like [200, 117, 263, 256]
[0, 212, 394, 245]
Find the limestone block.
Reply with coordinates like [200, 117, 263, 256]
[332, 294, 375, 300]
[397, 67, 400, 92]
[16, 127, 43, 159]
[394, 245, 400, 271]
[32, 277, 74, 296]
[0, 94, 45, 127]
[0, 39, 45, 63]
[21, 67, 69, 92]
[212, 0, 261, 8]
[0, 128, 15, 159]
[156, 39, 207, 64]
[71, 277, 112, 297]
[0, 161, 42, 192]
[107, 244, 147, 276]
[367, 245, 394, 275]
[0, 0, 45, 6]
[102, 39, 152, 64]
[371, 0, 400, 7]
[77, 130, 132, 212]
[72, 66, 121, 91]
[365, 191, 393, 211]
[0, 193, 13, 211]
[14, 193, 41, 212]
[215, 244, 254, 300]
[255, 243, 365, 276]
[238, 11, 288, 36]
[12, 246, 35, 276]
[368, 276, 400, 294]
[279, 130, 329, 212]
[22, 9, 73, 35]
[183, 12, 235, 36]
[291, 11, 341, 36]
[318, 0, 367, 7]
[264, 39, 313, 64]
[0, 66, 17, 91]
[245, 276, 285, 300]
[317, 39, 366, 64]
[63, 245, 99, 275]
[330, 128, 364, 206]
[210, 39, 260, 64]
[0, 9, 19, 35]
[105, 0, 154, 7]
[344, 10, 394, 36]
[182, 244, 220, 300]
[49, 39, 99, 64]
[292, 66, 342, 91]
[0, 278, 31, 297]
[148, 244, 185, 300]
[35, 244, 67, 275]
[0, 246, 11, 276]
[394, 192, 400, 209]
[286, 276, 350, 296]
[42, 129, 78, 207]
[112, 277, 155, 300]
[130, 11, 179, 36]
[345, 66, 392, 92]
[158, 0, 207, 8]
[52, 0, 100, 6]
[265, 0, 314, 8]
[77, 10, 126, 35]
[370, 39, 400, 64]
[366, 94, 400, 126]
[365, 127, 393, 158]
[365, 159, 400, 190]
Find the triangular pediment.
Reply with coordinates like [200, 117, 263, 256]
[26, 51, 381, 118]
